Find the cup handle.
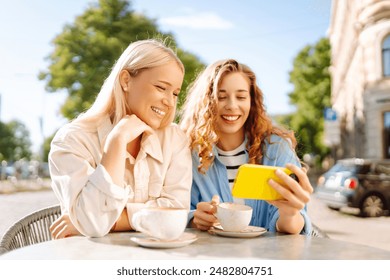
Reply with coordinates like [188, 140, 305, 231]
[211, 196, 219, 219]
[132, 211, 153, 236]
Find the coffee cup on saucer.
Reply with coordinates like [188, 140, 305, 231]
[132, 207, 188, 241]
[216, 203, 253, 232]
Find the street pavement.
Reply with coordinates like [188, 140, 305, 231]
[0, 188, 58, 238]
[308, 194, 390, 252]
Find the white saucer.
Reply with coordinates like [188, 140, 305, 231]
[209, 225, 267, 238]
[130, 232, 197, 249]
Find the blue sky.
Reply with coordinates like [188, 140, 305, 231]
[0, 0, 331, 153]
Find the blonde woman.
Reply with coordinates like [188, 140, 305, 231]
[180, 59, 313, 234]
[49, 39, 192, 238]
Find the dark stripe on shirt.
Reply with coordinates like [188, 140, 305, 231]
[218, 150, 246, 157]
[226, 165, 241, 170]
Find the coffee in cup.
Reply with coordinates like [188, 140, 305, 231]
[216, 202, 253, 232]
[131, 207, 187, 241]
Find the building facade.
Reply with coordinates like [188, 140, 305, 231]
[329, 0, 390, 159]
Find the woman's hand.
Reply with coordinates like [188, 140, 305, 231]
[50, 214, 81, 239]
[267, 163, 313, 234]
[108, 114, 154, 145]
[101, 114, 154, 186]
[192, 195, 220, 231]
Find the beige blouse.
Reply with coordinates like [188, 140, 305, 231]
[49, 116, 192, 237]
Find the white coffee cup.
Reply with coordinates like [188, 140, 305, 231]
[216, 202, 253, 232]
[131, 207, 188, 241]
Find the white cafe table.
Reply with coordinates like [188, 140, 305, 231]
[1, 228, 390, 260]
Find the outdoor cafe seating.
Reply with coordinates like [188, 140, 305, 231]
[1, 204, 328, 256]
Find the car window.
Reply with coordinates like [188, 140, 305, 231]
[357, 164, 371, 174]
[374, 163, 390, 175]
[330, 162, 357, 173]
[328, 161, 372, 175]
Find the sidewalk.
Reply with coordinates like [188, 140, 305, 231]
[0, 178, 51, 194]
[0, 188, 59, 239]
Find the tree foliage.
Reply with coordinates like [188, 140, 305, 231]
[39, 0, 204, 120]
[0, 120, 32, 162]
[42, 133, 55, 163]
[278, 37, 331, 164]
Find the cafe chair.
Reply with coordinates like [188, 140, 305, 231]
[310, 223, 328, 238]
[0, 204, 61, 254]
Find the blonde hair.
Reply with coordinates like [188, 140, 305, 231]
[76, 39, 184, 126]
[179, 59, 296, 173]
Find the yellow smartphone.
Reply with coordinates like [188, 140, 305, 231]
[232, 164, 297, 200]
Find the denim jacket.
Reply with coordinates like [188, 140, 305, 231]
[189, 134, 312, 235]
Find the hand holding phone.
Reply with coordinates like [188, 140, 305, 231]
[232, 164, 298, 200]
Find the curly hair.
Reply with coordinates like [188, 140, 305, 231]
[179, 59, 296, 174]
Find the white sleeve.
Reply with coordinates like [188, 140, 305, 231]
[49, 134, 130, 237]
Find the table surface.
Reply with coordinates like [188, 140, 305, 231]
[1, 228, 390, 260]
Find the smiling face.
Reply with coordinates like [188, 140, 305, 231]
[123, 61, 184, 129]
[215, 72, 251, 150]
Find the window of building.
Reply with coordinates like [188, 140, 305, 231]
[383, 111, 390, 158]
[382, 36, 390, 76]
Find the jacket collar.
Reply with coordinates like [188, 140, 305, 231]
[97, 115, 163, 163]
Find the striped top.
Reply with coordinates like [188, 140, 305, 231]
[216, 141, 247, 204]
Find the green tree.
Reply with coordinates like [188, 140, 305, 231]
[39, 0, 204, 120]
[0, 120, 32, 162]
[42, 133, 55, 163]
[279, 37, 331, 165]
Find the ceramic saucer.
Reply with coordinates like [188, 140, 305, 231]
[209, 225, 267, 238]
[130, 232, 197, 249]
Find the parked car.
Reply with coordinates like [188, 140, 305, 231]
[315, 158, 390, 217]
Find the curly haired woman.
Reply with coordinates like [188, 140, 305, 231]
[180, 59, 313, 234]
